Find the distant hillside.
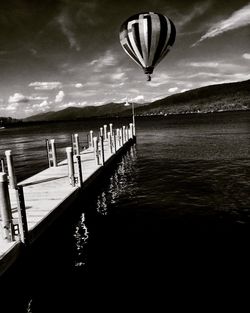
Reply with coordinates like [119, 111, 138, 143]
[23, 79, 250, 122]
[136, 79, 250, 116]
[23, 102, 147, 122]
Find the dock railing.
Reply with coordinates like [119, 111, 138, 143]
[0, 122, 136, 250]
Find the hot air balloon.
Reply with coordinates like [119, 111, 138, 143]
[119, 12, 176, 81]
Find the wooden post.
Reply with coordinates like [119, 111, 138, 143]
[100, 136, 105, 165]
[50, 139, 57, 167]
[89, 130, 94, 148]
[121, 127, 124, 145]
[66, 147, 75, 186]
[109, 123, 113, 136]
[15, 185, 29, 245]
[76, 155, 83, 188]
[132, 122, 135, 137]
[114, 133, 117, 152]
[93, 137, 99, 165]
[86, 133, 89, 149]
[119, 128, 122, 147]
[45, 139, 52, 167]
[132, 102, 136, 136]
[73, 134, 80, 155]
[100, 127, 103, 137]
[103, 125, 107, 140]
[116, 129, 120, 149]
[107, 132, 112, 154]
[0, 173, 13, 242]
[122, 126, 126, 144]
[126, 127, 129, 142]
[5, 150, 17, 189]
[129, 123, 133, 139]
[0, 158, 5, 172]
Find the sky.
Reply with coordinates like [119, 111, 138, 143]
[0, 0, 250, 118]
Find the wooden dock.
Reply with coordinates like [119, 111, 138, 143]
[0, 123, 136, 276]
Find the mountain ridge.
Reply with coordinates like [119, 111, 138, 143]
[23, 79, 250, 122]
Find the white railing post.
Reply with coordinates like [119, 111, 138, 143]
[73, 134, 80, 156]
[93, 137, 99, 165]
[113, 132, 117, 152]
[0, 172, 13, 242]
[76, 155, 83, 187]
[15, 185, 29, 245]
[89, 130, 94, 148]
[122, 126, 126, 144]
[66, 147, 75, 186]
[100, 136, 105, 165]
[0, 158, 4, 172]
[109, 123, 113, 136]
[126, 127, 129, 142]
[50, 139, 57, 167]
[103, 125, 107, 140]
[129, 123, 133, 139]
[5, 150, 17, 189]
[107, 132, 112, 154]
[100, 127, 103, 137]
[116, 129, 120, 149]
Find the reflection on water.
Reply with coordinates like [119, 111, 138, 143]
[73, 213, 89, 268]
[95, 146, 137, 216]
[96, 192, 108, 215]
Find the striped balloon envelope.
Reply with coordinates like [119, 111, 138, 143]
[119, 12, 176, 81]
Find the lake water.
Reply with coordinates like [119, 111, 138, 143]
[0, 111, 250, 311]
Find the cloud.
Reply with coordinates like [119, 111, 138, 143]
[30, 96, 49, 101]
[186, 72, 223, 79]
[186, 62, 245, 73]
[39, 100, 49, 108]
[193, 4, 250, 46]
[75, 83, 83, 88]
[7, 92, 48, 103]
[178, 2, 212, 28]
[55, 90, 65, 103]
[69, 89, 97, 97]
[111, 82, 125, 88]
[8, 93, 29, 103]
[32, 100, 50, 112]
[148, 81, 168, 87]
[111, 72, 125, 80]
[147, 72, 169, 87]
[242, 53, 250, 60]
[132, 95, 144, 102]
[168, 87, 179, 93]
[88, 50, 117, 72]
[57, 12, 80, 51]
[59, 101, 88, 108]
[189, 62, 219, 68]
[32, 100, 49, 108]
[29, 82, 62, 90]
[94, 100, 109, 106]
[6, 103, 20, 111]
[128, 88, 140, 94]
[150, 96, 163, 102]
